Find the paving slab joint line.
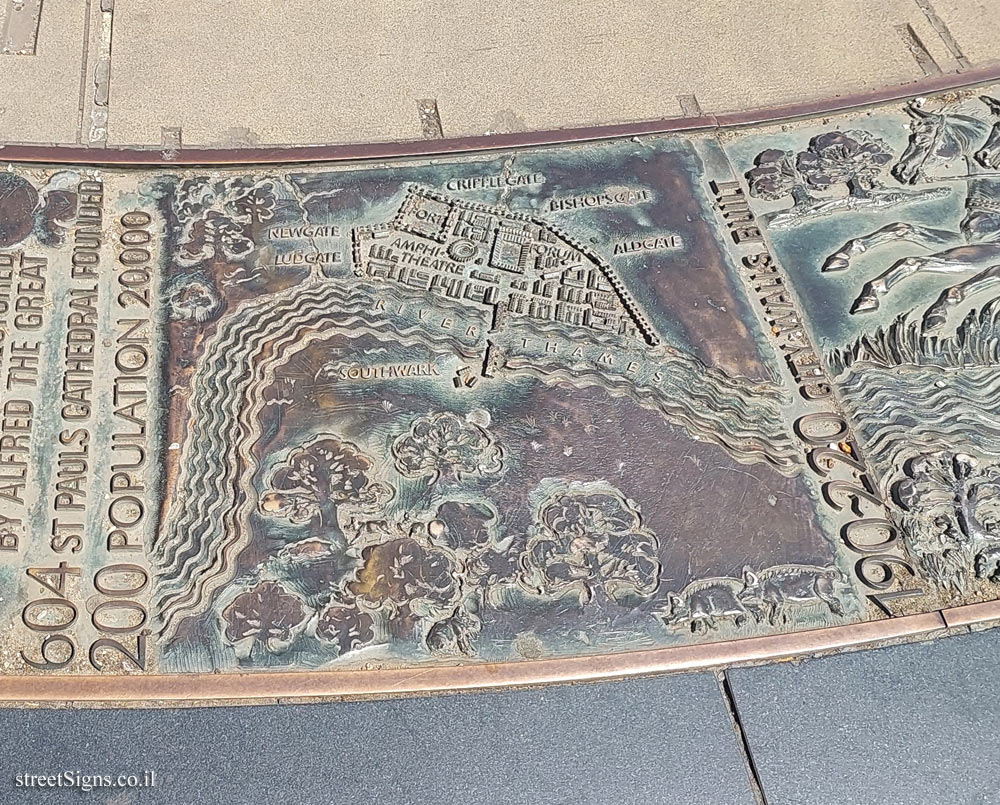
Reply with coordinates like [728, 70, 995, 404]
[913, 0, 972, 70]
[75, 0, 95, 144]
[716, 669, 769, 805]
[896, 22, 943, 76]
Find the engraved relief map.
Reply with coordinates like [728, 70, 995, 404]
[3, 86, 1000, 683]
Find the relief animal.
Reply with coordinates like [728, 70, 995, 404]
[822, 97, 1000, 330]
[739, 564, 848, 626]
[658, 579, 760, 634]
[424, 606, 480, 655]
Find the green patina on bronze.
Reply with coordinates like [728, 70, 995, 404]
[1, 86, 999, 681]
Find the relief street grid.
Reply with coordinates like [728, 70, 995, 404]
[1, 86, 1000, 679]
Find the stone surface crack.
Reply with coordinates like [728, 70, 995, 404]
[716, 669, 770, 805]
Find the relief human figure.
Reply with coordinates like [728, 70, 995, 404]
[820, 97, 1000, 329]
[895, 452, 1000, 593]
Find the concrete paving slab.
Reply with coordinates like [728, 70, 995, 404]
[0, 674, 755, 805]
[727, 630, 1000, 805]
[104, 0, 982, 147]
[0, 0, 991, 148]
[106, 0, 428, 148]
[932, 0, 1000, 66]
[0, 0, 85, 144]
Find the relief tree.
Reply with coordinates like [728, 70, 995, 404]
[349, 530, 463, 635]
[260, 435, 392, 544]
[391, 411, 503, 484]
[795, 131, 894, 199]
[314, 594, 378, 657]
[220, 580, 309, 660]
[518, 481, 661, 608]
[746, 149, 816, 208]
[173, 176, 279, 266]
[0, 172, 39, 248]
[746, 129, 946, 230]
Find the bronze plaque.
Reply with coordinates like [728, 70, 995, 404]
[2, 86, 1000, 699]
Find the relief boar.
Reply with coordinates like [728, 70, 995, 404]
[740, 564, 848, 626]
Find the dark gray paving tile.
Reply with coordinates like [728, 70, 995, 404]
[0, 672, 754, 805]
[728, 629, 1000, 805]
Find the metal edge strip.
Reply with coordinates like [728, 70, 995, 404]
[940, 599, 1000, 627]
[0, 611, 954, 705]
[0, 63, 999, 166]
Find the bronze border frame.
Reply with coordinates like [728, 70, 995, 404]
[0, 63, 996, 166]
[1, 602, 996, 705]
[1, 67, 1000, 704]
